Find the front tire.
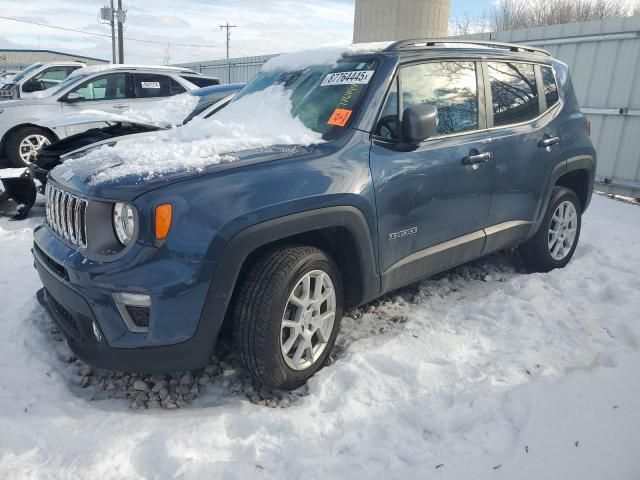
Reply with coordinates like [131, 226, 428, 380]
[519, 186, 582, 272]
[5, 127, 55, 167]
[233, 246, 343, 390]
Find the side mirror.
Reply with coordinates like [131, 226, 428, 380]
[402, 104, 438, 144]
[64, 92, 85, 103]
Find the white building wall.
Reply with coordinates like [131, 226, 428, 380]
[353, 0, 451, 43]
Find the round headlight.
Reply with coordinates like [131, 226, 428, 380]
[113, 202, 137, 246]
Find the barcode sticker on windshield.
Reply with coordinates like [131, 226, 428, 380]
[141, 81, 161, 89]
[321, 70, 374, 87]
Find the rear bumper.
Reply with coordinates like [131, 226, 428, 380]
[32, 226, 222, 373]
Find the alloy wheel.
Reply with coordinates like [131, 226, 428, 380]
[19, 134, 50, 164]
[280, 269, 336, 371]
[548, 200, 578, 260]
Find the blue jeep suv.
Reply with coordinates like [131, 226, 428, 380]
[33, 40, 596, 390]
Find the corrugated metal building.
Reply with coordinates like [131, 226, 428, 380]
[461, 17, 640, 198]
[172, 55, 277, 84]
[0, 49, 108, 73]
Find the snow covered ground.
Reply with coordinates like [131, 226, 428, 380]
[0, 194, 639, 479]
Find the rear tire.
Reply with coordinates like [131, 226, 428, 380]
[233, 246, 343, 390]
[5, 126, 55, 167]
[519, 186, 582, 272]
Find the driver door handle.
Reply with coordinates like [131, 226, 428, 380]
[462, 150, 492, 165]
[113, 103, 129, 109]
[538, 135, 560, 148]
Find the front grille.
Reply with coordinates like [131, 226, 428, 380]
[45, 184, 88, 248]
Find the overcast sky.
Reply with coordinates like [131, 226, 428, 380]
[0, 0, 492, 65]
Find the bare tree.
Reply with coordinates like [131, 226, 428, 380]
[450, 12, 488, 36]
[486, 0, 639, 32]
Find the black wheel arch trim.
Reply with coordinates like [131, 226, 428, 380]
[529, 154, 594, 238]
[197, 206, 381, 356]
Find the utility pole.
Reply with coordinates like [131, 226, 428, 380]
[219, 22, 237, 83]
[117, 0, 125, 64]
[110, 0, 116, 63]
[99, 3, 116, 63]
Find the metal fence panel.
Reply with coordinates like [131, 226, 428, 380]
[172, 54, 278, 84]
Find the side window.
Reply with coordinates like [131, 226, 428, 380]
[71, 73, 127, 101]
[376, 61, 479, 139]
[541, 66, 559, 109]
[133, 73, 172, 98]
[170, 78, 186, 95]
[31, 66, 77, 90]
[488, 62, 539, 126]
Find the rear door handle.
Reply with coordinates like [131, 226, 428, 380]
[462, 150, 492, 165]
[113, 103, 129, 109]
[538, 135, 560, 148]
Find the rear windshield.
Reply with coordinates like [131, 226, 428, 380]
[233, 56, 378, 140]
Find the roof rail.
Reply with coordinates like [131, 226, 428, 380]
[385, 38, 551, 56]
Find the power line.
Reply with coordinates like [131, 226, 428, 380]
[0, 15, 221, 49]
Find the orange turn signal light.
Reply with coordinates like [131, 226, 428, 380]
[155, 204, 172, 240]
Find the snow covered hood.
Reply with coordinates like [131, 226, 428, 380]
[41, 112, 162, 130]
[42, 93, 200, 130]
[51, 85, 320, 198]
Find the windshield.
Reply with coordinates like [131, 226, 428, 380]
[44, 74, 89, 97]
[8, 63, 43, 83]
[233, 56, 378, 140]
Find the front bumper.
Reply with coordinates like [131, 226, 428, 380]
[33, 225, 221, 373]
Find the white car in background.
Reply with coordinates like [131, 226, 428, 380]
[0, 70, 20, 84]
[0, 64, 220, 166]
[0, 61, 86, 100]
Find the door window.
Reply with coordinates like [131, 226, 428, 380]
[541, 66, 559, 109]
[488, 62, 539, 126]
[376, 61, 479, 140]
[133, 73, 172, 98]
[31, 66, 78, 90]
[71, 73, 127, 101]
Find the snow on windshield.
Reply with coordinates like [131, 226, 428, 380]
[262, 42, 392, 72]
[60, 85, 322, 185]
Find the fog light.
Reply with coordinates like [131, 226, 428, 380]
[113, 292, 151, 333]
[92, 321, 103, 342]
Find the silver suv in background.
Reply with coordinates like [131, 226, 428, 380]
[0, 65, 219, 166]
[0, 62, 86, 100]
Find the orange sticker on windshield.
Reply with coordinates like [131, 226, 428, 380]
[327, 108, 353, 127]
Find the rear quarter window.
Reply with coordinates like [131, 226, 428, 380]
[488, 62, 539, 127]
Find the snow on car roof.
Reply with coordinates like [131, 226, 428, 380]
[60, 84, 322, 185]
[261, 42, 393, 72]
